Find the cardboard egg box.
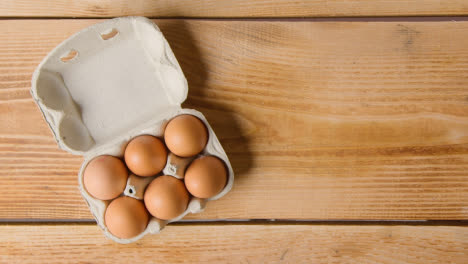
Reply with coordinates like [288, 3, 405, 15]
[30, 17, 234, 243]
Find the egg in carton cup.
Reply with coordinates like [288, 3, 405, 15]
[30, 17, 234, 244]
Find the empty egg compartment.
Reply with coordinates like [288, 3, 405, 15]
[31, 70, 95, 152]
[77, 109, 234, 243]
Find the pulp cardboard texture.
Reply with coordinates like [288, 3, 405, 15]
[30, 17, 234, 244]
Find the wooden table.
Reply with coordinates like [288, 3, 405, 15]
[1, 1, 468, 263]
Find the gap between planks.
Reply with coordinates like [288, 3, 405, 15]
[1, 219, 467, 226]
[3, 16, 468, 21]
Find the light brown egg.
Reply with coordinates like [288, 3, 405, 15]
[144, 175, 189, 220]
[83, 155, 128, 200]
[124, 135, 167, 177]
[104, 196, 149, 239]
[164, 115, 208, 157]
[184, 156, 227, 199]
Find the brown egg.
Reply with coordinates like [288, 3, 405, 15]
[104, 196, 149, 239]
[164, 114, 208, 157]
[124, 135, 167, 177]
[83, 155, 128, 200]
[184, 156, 227, 199]
[144, 175, 189, 220]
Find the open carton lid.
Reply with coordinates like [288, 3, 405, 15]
[31, 17, 188, 156]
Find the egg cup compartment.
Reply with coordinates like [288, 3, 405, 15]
[31, 17, 234, 244]
[32, 70, 95, 152]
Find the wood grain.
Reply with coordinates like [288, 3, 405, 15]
[0, 224, 467, 263]
[2, 0, 468, 18]
[1, 20, 468, 220]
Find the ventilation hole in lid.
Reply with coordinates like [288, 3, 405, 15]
[60, 49, 78, 62]
[101, 28, 119, 40]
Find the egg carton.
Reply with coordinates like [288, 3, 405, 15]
[30, 17, 234, 244]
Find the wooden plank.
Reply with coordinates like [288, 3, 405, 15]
[1, 20, 468, 220]
[2, 0, 468, 18]
[0, 224, 467, 263]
